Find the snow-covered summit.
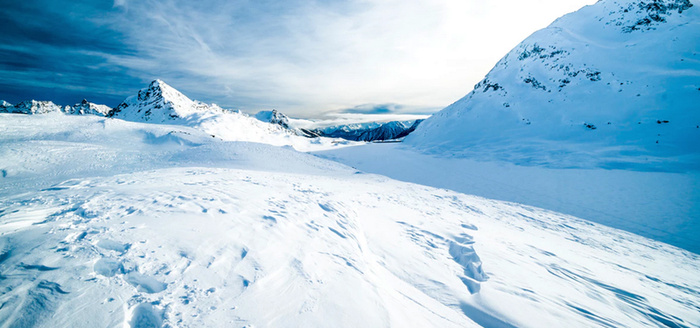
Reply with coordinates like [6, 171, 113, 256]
[65, 99, 112, 116]
[109, 79, 212, 122]
[106, 80, 354, 150]
[255, 109, 292, 129]
[406, 0, 700, 171]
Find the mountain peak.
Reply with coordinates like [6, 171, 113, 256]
[68, 99, 112, 116]
[255, 109, 291, 129]
[110, 80, 199, 122]
[148, 79, 174, 92]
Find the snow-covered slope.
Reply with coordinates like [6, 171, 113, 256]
[407, 0, 700, 171]
[315, 142, 700, 253]
[1, 113, 699, 327]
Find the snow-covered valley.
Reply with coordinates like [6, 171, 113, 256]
[1, 114, 699, 328]
[315, 142, 700, 254]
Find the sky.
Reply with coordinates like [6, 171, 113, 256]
[0, 0, 597, 118]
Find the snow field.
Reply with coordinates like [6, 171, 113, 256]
[0, 114, 698, 327]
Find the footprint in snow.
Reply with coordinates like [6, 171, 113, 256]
[96, 239, 131, 254]
[94, 258, 124, 277]
[128, 302, 164, 328]
[124, 272, 167, 294]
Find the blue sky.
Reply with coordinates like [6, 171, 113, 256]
[0, 0, 596, 117]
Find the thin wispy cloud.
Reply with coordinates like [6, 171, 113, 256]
[0, 0, 596, 117]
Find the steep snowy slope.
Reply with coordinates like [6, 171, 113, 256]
[1, 114, 699, 327]
[407, 0, 700, 171]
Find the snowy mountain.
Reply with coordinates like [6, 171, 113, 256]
[108, 80, 353, 150]
[311, 120, 423, 142]
[0, 100, 63, 114]
[255, 109, 322, 138]
[255, 109, 293, 129]
[109, 79, 220, 122]
[1, 113, 698, 327]
[0, 99, 111, 116]
[64, 99, 113, 116]
[406, 0, 700, 171]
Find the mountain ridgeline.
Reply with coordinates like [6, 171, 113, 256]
[306, 120, 424, 142]
[254, 109, 424, 142]
[0, 99, 111, 116]
[2, 80, 421, 143]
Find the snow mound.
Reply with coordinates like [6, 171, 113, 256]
[406, 0, 700, 171]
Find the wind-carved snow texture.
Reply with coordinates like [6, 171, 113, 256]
[448, 235, 488, 294]
[0, 114, 698, 327]
[406, 0, 700, 172]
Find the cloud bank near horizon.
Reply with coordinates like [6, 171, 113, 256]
[0, 0, 596, 117]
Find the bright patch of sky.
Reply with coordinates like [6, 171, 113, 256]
[0, 0, 597, 117]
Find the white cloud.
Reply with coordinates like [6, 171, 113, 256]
[110, 0, 598, 117]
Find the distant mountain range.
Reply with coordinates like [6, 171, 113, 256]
[305, 120, 424, 142]
[0, 99, 111, 116]
[1, 80, 422, 143]
[253, 109, 424, 142]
